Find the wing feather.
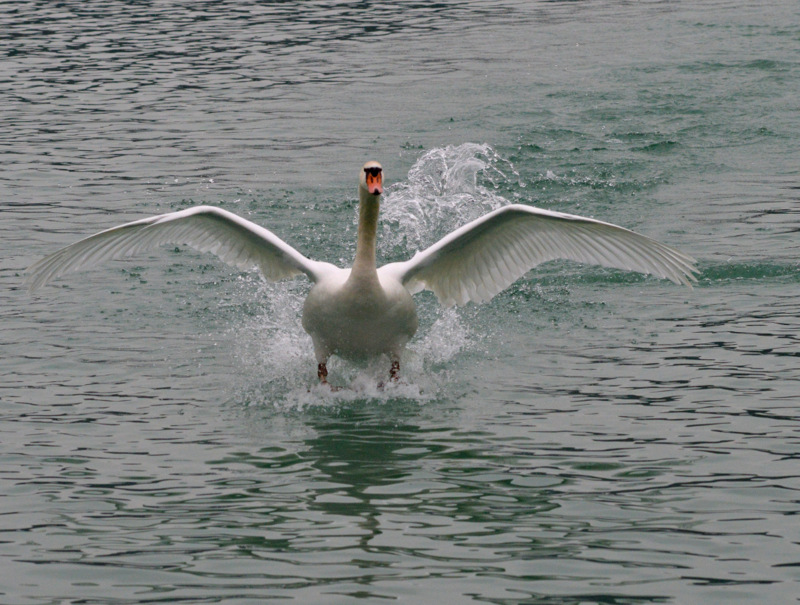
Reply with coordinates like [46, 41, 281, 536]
[380, 204, 698, 307]
[25, 205, 330, 291]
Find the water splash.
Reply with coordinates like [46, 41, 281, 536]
[379, 143, 517, 258]
[232, 302, 472, 410]
[232, 144, 513, 408]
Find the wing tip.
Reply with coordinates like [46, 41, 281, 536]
[21, 276, 41, 294]
[22, 258, 55, 294]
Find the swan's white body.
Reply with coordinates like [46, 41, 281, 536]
[302, 267, 417, 363]
[26, 161, 698, 383]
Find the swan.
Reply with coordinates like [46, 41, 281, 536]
[26, 161, 698, 385]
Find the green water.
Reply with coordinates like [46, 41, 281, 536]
[2, 1, 800, 603]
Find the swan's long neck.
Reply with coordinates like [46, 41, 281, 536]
[350, 187, 381, 280]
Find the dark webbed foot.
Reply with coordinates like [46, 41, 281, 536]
[316, 362, 341, 391]
[378, 361, 401, 390]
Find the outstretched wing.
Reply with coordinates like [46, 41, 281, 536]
[380, 204, 698, 307]
[25, 205, 332, 291]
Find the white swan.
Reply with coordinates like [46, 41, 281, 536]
[26, 161, 698, 384]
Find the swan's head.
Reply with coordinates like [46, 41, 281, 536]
[360, 161, 383, 197]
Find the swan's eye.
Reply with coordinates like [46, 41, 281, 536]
[364, 167, 382, 178]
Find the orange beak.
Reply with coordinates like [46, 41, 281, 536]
[366, 172, 383, 196]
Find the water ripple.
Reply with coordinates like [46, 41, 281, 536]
[4, 1, 800, 603]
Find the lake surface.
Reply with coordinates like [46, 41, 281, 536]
[2, 1, 800, 603]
